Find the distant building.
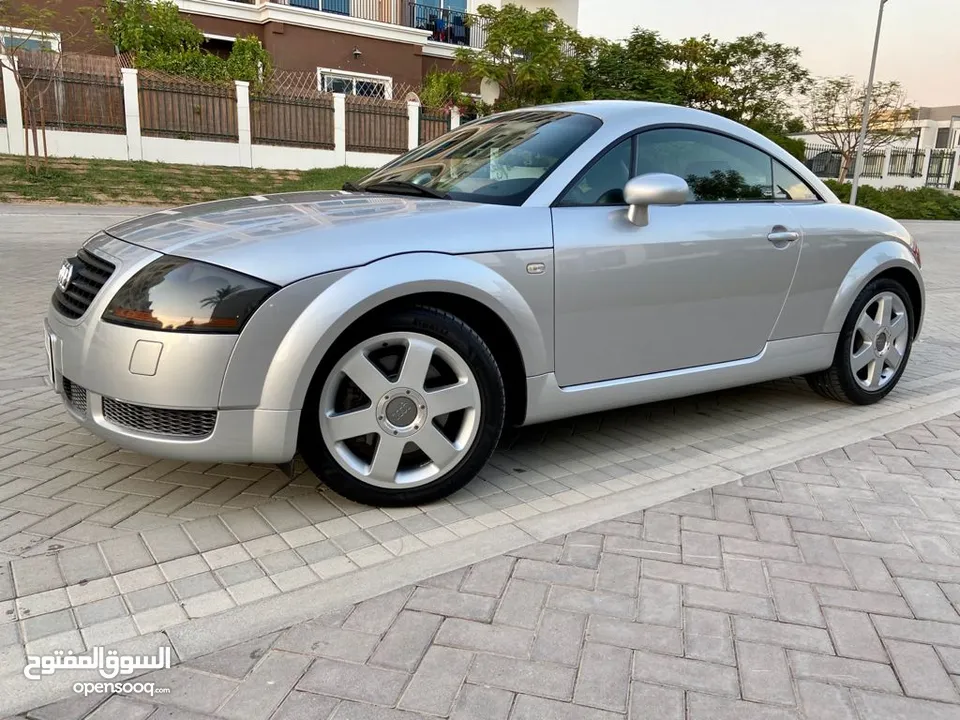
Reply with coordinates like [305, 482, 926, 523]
[8, 0, 582, 95]
[790, 104, 960, 153]
[789, 104, 960, 190]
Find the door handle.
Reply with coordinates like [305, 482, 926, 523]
[768, 230, 800, 244]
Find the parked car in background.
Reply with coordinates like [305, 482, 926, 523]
[44, 101, 925, 506]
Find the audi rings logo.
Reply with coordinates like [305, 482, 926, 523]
[57, 260, 74, 292]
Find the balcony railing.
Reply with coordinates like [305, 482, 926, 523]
[267, 0, 488, 50]
[407, 3, 487, 49]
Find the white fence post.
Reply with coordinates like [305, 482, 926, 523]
[333, 93, 347, 165]
[2, 55, 25, 156]
[952, 150, 960, 190]
[450, 106, 461, 130]
[407, 100, 419, 150]
[120, 67, 142, 161]
[235, 80, 252, 168]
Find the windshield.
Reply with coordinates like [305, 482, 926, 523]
[355, 110, 602, 206]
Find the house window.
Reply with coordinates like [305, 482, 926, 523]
[201, 33, 235, 60]
[287, 0, 350, 13]
[318, 68, 393, 99]
[0, 27, 61, 53]
[422, 0, 468, 9]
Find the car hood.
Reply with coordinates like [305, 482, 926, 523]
[104, 191, 552, 285]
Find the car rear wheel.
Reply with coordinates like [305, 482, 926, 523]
[806, 278, 915, 405]
[299, 306, 505, 506]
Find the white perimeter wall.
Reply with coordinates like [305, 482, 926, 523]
[0, 60, 450, 172]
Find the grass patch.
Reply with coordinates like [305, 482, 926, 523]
[0, 155, 370, 205]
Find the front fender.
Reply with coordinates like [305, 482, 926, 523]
[250, 252, 549, 412]
[823, 240, 925, 336]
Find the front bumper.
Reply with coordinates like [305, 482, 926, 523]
[44, 316, 300, 463]
[42, 233, 302, 463]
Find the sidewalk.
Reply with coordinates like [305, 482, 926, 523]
[13, 413, 960, 720]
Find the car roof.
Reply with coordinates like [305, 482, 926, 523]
[501, 100, 843, 207]
[519, 99, 731, 124]
[498, 100, 770, 145]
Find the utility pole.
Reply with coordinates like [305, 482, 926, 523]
[849, 0, 888, 206]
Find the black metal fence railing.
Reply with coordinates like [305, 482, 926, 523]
[888, 148, 924, 178]
[859, 151, 885, 179]
[0, 80, 6, 126]
[20, 70, 125, 134]
[138, 75, 238, 142]
[803, 144, 842, 179]
[419, 110, 449, 145]
[802, 143, 886, 179]
[926, 149, 956, 189]
[251, 93, 336, 149]
[405, 3, 488, 49]
[345, 95, 408, 154]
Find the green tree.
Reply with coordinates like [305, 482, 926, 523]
[714, 32, 810, 128]
[671, 35, 728, 112]
[225, 35, 271, 86]
[96, 0, 270, 87]
[587, 29, 677, 104]
[97, 0, 203, 55]
[419, 68, 465, 111]
[454, 3, 588, 111]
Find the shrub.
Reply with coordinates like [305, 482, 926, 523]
[420, 69, 465, 112]
[824, 180, 960, 220]
[98, 0, 271, 87]
[765, 132, 805, 162]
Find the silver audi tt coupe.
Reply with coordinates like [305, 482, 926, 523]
[44, 101, 925, 506]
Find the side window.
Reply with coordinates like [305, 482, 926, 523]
[558, 138, 633, 207]
[773, 160, 820, 201]
[634, 128, 773, 202]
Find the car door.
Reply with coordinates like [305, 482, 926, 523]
[552, 127, 803, 388]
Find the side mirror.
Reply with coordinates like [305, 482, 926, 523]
[623, 173, 689, 227]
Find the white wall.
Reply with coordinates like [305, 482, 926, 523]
[141, 136, 246, 167]
[345, 151, 398, 168]
[251, 144, 342, 171]
[866, 176, 927, 190]
[0, 126, 8, 155]
[25, 130, 128, 161]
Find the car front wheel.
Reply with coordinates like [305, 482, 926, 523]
[299, 306, 505, 506]
[807, 277, 915, 405]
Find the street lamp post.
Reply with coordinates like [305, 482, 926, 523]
[849, 0, 889, 206]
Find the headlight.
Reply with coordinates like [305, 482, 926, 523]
[102, 257, 277, 334]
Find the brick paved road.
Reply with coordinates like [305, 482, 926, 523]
[2, 208, 960, 716]
[14, 413, 960, 720]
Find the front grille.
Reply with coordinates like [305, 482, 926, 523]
[62, 378, 88, 415]
[102, 397, 217, 438]
[52, 248, 116, 319]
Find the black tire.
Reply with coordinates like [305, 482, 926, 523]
[299, 305, 505, 506]
[806, 277, 915, 405]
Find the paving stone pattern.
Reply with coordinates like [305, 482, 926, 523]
[3, 210, 960, 708]
[13, 413, 960, 720]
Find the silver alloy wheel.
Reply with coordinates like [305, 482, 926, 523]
[319, 332, 482, 489]
[850, 291, 909, 391]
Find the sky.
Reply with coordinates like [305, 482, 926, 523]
[577, 0, 959, 108]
